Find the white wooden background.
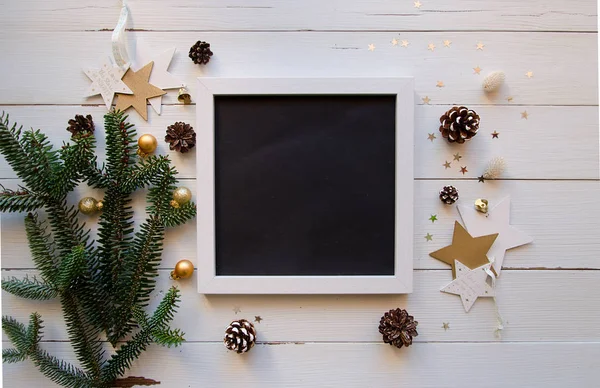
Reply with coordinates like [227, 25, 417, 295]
[1, 1, 599, 387]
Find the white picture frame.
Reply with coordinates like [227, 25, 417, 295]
[196, 77, 414, 294]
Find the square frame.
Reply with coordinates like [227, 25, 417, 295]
[197, 77, 414, 294]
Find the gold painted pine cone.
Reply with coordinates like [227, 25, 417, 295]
[224, 319, 256, 354]
[379, 308, 418, 349]
[439, 106, 480, 144]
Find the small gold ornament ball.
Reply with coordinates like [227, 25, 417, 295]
[171, 259, 194, 280]
[172, 187, 192, 206]
[137, 134, 158, 155]
[78, 197, 98, 215]
[95, 200, 104, 211]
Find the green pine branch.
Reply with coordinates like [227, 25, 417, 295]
[2, 348, 27, 363]
[0, 186, 45, 212]
[24, 213, 59, 284]
[2, 276, 58, 300]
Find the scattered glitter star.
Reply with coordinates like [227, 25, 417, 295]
[460, 166, 468, 175]
[233, 306, 241, 314]
[428, 133, 437, 142]
[429, 214, 438, 223]
[401, 40, 410, 47]
[478, 175, 485, 183]
[473, 66, 482, 75]
[525, 71, 534, 78]
[428, 43, 436, 51]
[453, 152, 462, 161]
[442, 322, 450, 331]
[491, 131, 499, 138]
[476, 42, 485, 50]
[436, 81, 445, 88]
[443, 161, 452, 169]
[422, 96, 431, 104]
[443, 40, 452, 47]
[507, 96, 514, 102]
[255, 316, 263, 323]
[391, 38, 399, 46]
[368, 44, 375, 52]
[425, 233, 433, 241]
[414, 1, 422, 8]
[521, 111, 529, 119]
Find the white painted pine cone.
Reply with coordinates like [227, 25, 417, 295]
[224, 319, 256, 353]
[483, 157, 506, 179]
[482, 71, 506, 92]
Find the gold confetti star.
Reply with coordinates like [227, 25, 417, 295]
[255, 316, 263, 323]
[453, 152, 462, 161]
[391, 38, 399, 46]
[476, 42, 485, 50]
[473, 66, 482, 75]
[428, 43, 436, 51]
[428, 133, 436, 142]
[425, 233, 433, 242]
[414, 1, 422, 8]
[443, 161, 452, 169]
[233, 306, 241, 314]
[460, 166, 468, 175]
[368, 43, 375, 52]
[422, 96, 431, 104]
[442, 322, 450, 331]
[525, 71, 534, 78]
[507, 96, 513, 102]
[521, 111, 529, 119]
[436, 81, 445, 88]
[443, 40, 452, 48]
[491, 130, 499, 138]
[429, 214, 438, 223]
[401, 40, 410, 48]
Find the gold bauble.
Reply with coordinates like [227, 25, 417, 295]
[78, 197, 98, 215]
[474, 198, 489, 214]
[172, 187, 192, 206]
[96, 200, 104, 211]
[137, 134, 158, 156]
[170, 199, 180, 209]
[177, 87, 192, 104]
[171, 259, 194, 280]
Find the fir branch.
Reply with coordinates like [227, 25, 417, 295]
[24, 213, 59, 284]
[149, 287, 180, 329]
[2, 315, 29, 351]
[0, 186, 45, 212]
[45, 198, 90, 256]
[21, 128, 60, 193]
[122, 155, 171, 192]
[56, 246, 87, 290]
[104, 110, 136, 181]
[31, 348, 92, 388]
[25, 312, 43, 350]
[151, 328, 185, 348]
[52, 134, 97, 198]
[2, 276, 58, 300]
[160, 201, 197, 228]
[2, 348, 27, 363]
[102, 330, 153, 383]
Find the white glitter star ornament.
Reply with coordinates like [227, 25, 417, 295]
[84, 57, 133, 109]
[441, 261, 495, 312]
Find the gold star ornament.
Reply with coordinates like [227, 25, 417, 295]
[425, 233, 433, 242]
[401, 40, 410, 48]
[368, 43, 376, 51]
[473, 66, 482, 75]
[443, 40, 452, 48]
[391, 38, 399, 46]
[428, 43, 436, 51]
[436, 81, 445, 88]
[443, 161, 452, 169]
[476, 42, 485, 50]
[414, 1, 422, 8]
[422, 96, 431, 104]
[427, 133, 436, 142]
[525, 71, 534, 78]
[521, 111, 529, 119]
[429, 221, 498, 278]
[116, 62, 166, 121]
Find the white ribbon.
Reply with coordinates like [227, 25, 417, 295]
[485, 257, 505, 338]
[111, 0, 130, 68]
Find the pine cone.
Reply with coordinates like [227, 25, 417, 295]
[189, 41, 213, 65]
[439, 185, 459, 205]
[224, 319, 256, 353]
[165, 122, 196, 153]
[67, 115, 94, 137]
[378, 308, 418, 349]
[439, 106, 480, 144]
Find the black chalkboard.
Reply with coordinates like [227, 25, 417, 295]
[214, 95, 396, 276]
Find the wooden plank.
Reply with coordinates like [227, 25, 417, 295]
[0, 0, 596, 32]
[2, 180, 598, 270]
[3, 342, 599, 387]
[3, 270, 599, 342]
[0, 106, 597, 180]
[0, 32, 597, 106]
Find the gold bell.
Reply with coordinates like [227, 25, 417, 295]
[474, 199, 489, 214]
[177, 87, 191, 104]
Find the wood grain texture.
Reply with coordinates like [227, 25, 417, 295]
[3, 342, 599, 387]
[0, 32, 597, 106]
[0, 0, 597, 32]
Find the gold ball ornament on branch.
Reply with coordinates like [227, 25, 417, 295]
[171, 259, 194, 280]
[137, 134, 157, 157]
[170, 187, 192, 208]
[78, 197, 103, 215]
[378, 308, 418, 349]
[224, 319, 257, 354]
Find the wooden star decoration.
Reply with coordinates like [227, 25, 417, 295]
[429, 221, 498, 278]
[391, 38, 399, 46]
[116, 62, 166, 121]
[441, 261, 495, 312]
[453, 152, 462, 161]
[368, 43, 376, 51]
[428, 133, 436, 142]
[414, 1, 422, 8]
[460, 166, 468, 175]
[525, 71, 534, 78]
[401, 40, 410, 47]
[443, 161, 452, 169]
[429, 214, 438, 223]
[521, 111, 529, 119]
[436, 81, 445, 88]
[491, 131, 499, 138]
[476, 42, 485, 50]
[255, 316, 263, 323]
[84, 58, 133, 109]
[422, 96, 431, 104]
[443, 40, 452, 48]
[473, 66, 482, 75]
[425, 233, 433, 242]
[428, 43, 436, 51]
